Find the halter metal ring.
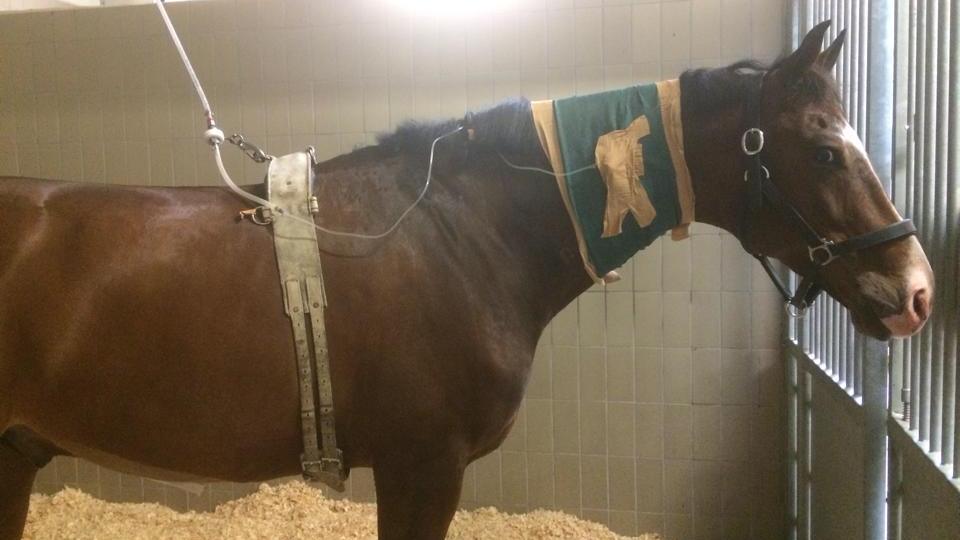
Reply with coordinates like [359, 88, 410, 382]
[741, 128, 765, 155]
[808, 240, 837, 266]
[743, 164, 771, 182]
[785, 302, 807, 318]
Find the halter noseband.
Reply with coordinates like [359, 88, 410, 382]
[739, 77, 916, 317]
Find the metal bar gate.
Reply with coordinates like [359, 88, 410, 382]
[787, 1, 960, 539]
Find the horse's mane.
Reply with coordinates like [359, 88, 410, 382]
[376, 98, 543, 163]
[373, 57, 840, 162]
[680, 57, 840, 115]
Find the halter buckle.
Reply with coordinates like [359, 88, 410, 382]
[741, 128, 765, 155]
[808, 240, 837, 266]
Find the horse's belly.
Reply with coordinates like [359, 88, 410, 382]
[1, 181, 311, 482]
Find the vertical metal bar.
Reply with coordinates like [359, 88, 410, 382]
[913, 0, 929, 440]
[838, 303, 845, 384]
[835, 301, 842, 384]
[894, 0, 915, 424]
[864, 2, 895, 536]
[936, 0, 953, 467]
[926, 0, 945, 456]
[789, 0, 799, 51]
[847, 0, 855, 109]
[888, 445, 903, 540]
[811, 301, 818, 360]
[847, 312, 854, 394]
[836, 0, 843, 94]
[947, 0, 960, 479]
[920, 0, 937, 447]
[786, 0, 803, 512]
[849, 0, 860, 124]
[909, 0, 924, 434]
[828, 299, 835, 375]
[818, 300, 825, 366]
[825, 299, 832, 376]
[804, 371, 813, 540]
[840, 305, 848, 389]
[822, 301, 828, 369]
[859, 1, 870, 134]
[831, 0, 840, 84]
[846, 311, 855, 394]
[827, 298, 840, 382]
[863, 333, 868, 394]
[789, 352, 799, 540]
[801, 293, 811, 354]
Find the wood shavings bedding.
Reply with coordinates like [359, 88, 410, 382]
[24, 481, 659, 540]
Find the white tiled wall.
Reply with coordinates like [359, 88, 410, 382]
[4, 0, 789, 538]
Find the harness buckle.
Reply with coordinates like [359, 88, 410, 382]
[808, 240, 837, 266]
[741, 128, 765, 155]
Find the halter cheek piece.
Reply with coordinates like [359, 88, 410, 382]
[739, 79, 917, 317]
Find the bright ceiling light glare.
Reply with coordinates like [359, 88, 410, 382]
[387, 0, 514, 17]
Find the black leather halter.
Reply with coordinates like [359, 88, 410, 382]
[739, 78, 917, 316]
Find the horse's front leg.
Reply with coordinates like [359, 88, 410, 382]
[0, 438, 39, 540]
[373, 450, 466, 540]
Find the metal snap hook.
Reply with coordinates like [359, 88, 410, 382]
[741, 127, 765, 155]
[743, 164, 771, 182]
[785, 302, 807, 318]
[238, 206, 274, 225]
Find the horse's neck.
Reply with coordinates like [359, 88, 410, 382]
[680, 91, 749, 236]
[444, 159, 593, 335]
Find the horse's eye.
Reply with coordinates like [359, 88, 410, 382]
[815, 147, 837, 164]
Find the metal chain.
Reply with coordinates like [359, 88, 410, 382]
[226, 133, 273, 163]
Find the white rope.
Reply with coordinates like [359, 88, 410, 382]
[153, 0, 212, 125]
[154, 0, 275, 212]
[280, 127, 462, 240]
[155, 0, 461, 241]
[212, 143, 273, 209]
[497, 151, 597, 177]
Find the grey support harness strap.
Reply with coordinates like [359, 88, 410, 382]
[264, 151, 346, 491]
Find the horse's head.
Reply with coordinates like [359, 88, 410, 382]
[717, 21, 933, 340]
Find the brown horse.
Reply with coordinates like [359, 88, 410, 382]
[0, 21, 932, 540]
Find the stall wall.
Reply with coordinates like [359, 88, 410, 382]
[0, 0, 787, 538]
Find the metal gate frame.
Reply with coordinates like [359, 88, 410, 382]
[787, 1, 960, 540]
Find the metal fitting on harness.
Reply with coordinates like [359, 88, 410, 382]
[238, 206, 274, 225]
[743, 164, 770, 182]
[301, 448, 346, 488]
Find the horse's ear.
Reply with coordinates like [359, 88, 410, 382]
[817, 29, 846, 71]
[770, 20, 832, 86]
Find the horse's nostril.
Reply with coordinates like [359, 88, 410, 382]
[913, 288, 930, 321]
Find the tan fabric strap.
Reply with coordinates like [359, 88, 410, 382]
[531, 99, 602, 282]
[655, 79, 696, 240]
